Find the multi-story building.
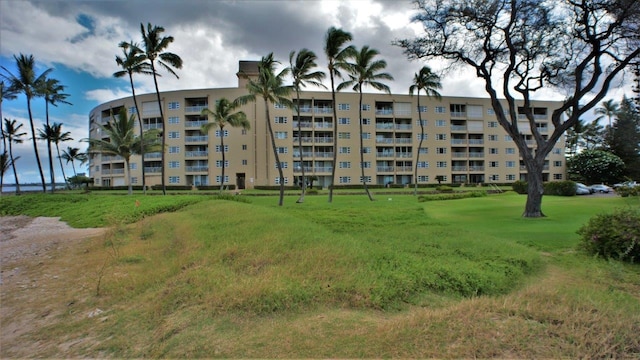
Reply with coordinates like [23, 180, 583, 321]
[88, 61, 566, 189]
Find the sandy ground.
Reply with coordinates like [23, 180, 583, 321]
[0, 216, 107, 357]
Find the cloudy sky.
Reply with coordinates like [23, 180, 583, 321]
[0, 0, 633, 185]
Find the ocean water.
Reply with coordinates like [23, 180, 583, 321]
[1, 184, 66, 193]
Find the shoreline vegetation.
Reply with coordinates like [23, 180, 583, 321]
[1, 192, 639, 358]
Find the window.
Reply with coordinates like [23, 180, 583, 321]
[129, 163, 137, 170]
[435, 106, 446, 113]
[489, 148, 499, 154]
[216, 160, 229, 168]
[169, 176, 180, 183]
[275, 131, 288, 139]
[361, 118, 371, 125]
[488, 121, 498, 128]
[506, 161, 516, 168]
[359, 176, 372, 183]
[338, 103, 350, 111]
[504, 135, 512, 141]
[553, 160, 562, 167]
[275, 162, 288, 169]
[506, 147, 516, 154]
[488, 135, 498, 141]
[419, 147, 428, 154]
[169, 161, 180, 168]
[490, 174, 500, 181]
[487, 108, 495, 115]
[338, 132, 351, 139]
[275, 177, 289, 184]
[436, 147, 447, 154]
[169, 146, 180, 153]
[438, 175, 448, 182]
[553, 148, 562, 155]
[242, 159, 248, 165]
[277, 147, 288, 154]
[361, 104, 371, 111]
[168, 101, 180, 110]
[242, 144, 248, 150]
[339, 176, 351, 184]
[436, 161, 447, 168]
[361, 132, 371, 139]
[360, 161, 372, 168]
[436, 134, 447, 140]
[168, 116, 180, 124]
[417, 106, 427, 113]
[362, 147, 372, 154]
[338, 117, 350, 125]
[489, 161, 499, 168]
[168, 131, 180, 139]
[129, 106, 136, 115]
[131, 177, 138, 184]
[416, 119, 427, 126]
[417, 161, 429, 168]
[241, 129, 247, 135]
[274, 103, 287, 109]
[339, 147, 351, 154]
[418, 175, 429, 182]
[506, 174, 516, 181]
[339, 161, 351, 168]
[436, 119, 446, 127]
[274, 116, 288, 124]
[553, 174, 563, 180]
[416, 134, 428, 140]
[215, 145, 229, 152]
[215, 175, 230, 183]
[215, 130, 229, 137]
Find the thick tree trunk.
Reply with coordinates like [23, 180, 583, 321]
[26, 99, 46, 192]
[523, 165, 545, 218]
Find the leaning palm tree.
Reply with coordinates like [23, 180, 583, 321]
[2, 118, 26, 194]
[1, 54, 52, 192]
[201, 98, 250, 194]
[288, 48, 326, 203]
[37, 78, 71, 192]
[60, 146, 87, 177]
[324, 27, 355, 203]
[50, 123, 73, 189]
[114, 40, 154, 194]
[0, 151, 9, 194]
[139, 23, 183, 195]
[338, 46, 393, 201]
[237, 53, 293, 206]
[409, 66, 442, 195]
[85, 108, 160, 195]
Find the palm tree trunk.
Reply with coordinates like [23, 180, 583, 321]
[296, 90, 306, 203]
[414, 92, 423, 196]
[8, 142, 20, 194]
[358, 89, 374, 201]
[219, 126, 225, 194]
[150, 63, 167, 195]
[125, 158, 132, 195]
[55, 144, 70, 189]
[264, 99, 285, 206]
[129, 73, 147, 195]
[45, 102, 55, 192]
[328, 73, 338, 203]
[26, 97, 46, 192]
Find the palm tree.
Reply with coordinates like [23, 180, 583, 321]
[324, 27, 355, 203]
[49, 123, 73, 188]
[114, 40, 154, 194]
[139, 23, 183, 195]
[288, 48, 326, 203]
[60, 146, 87, 177]
[409, 66, 442, 195]
[201, 98, 250, 194]
[237, 53, 293, 206]
[85, 108, 160, 195]
[1, 54, 52, 192]
[2, 118, 26, 194]
[1, 80, 18, 141]
[595, 99, 619, 131]
[338, 46, 393, 201]
[0, 152, 9, 194]
[38, 78, 71, 192]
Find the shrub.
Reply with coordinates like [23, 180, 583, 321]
[577, 208, 640, 263]
[418, 191, 486, 202]
[512, 180, 527, 194]
[616, 186, 640, 197]
[436, 186, 454, 193]
[544, 181, 576, 196]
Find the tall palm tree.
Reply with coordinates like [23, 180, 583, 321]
[288, 48, 326, 203]
[0, 151, 9, 194]
[1, 54, 52, 192]
[237, 53, 293, 206]
[595, 99, 619, 131]
[324, 27, 355, 203]
[201, 98, 250, 194]
[50, 123, 73, 188]
[409, 66, 442, 195]
[114, 40, 154, 194]
[139, 23, 183, 195]
[38, 78, 71, 192]
[60, 146, 87, 177]
[2, 118, 26, 194]
[1, 81, 18, 143]
[85, 108, 160, 195]
[338, 46, 393, 201]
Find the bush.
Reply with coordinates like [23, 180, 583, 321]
[577, 208, 640, 263]
[512, 180, 527, 194]
[417, 191, 487, 202]
[436, 186, 454, 193]
[616, 186, 640, 197]
[544, 181, 576, 196]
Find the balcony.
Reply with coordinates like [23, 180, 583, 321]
[450, 111, 466, 118]
[313, 137, 333, 143]
[395, 124, 412, 131]
[185, 151, 208, 158]
[313, 107, 333, 114]
[314, 123, 333, 129]
[292, 121, 312, 128]
[293, 137, 314, 143]
[313, 166, 333, 173]
[468, 139, 484, 145]
[377, 166, 394, 172]
[144, 152, 162, 159]
[469, 166, 485, 171]
[186, 166, 208, 172]
[452, 152, 468, 158]
[376, 138, 394, 144]
[375, 108, 393, 115]
[293, 152, 313, 158]
[394, 138, 412, 144]
[143, 123, 163, 130]
[451, 125, 467, 131]
[185, 120, 209, 128]
[468, 152, 485, 158]
[298, 107, 312, 113]
[451, 139, 467, 145]
[396, 166, 412, 172]
[376, 123, 394, 130]
[452, 166, 468, 171]
[377, 152, 395, 158]
[396, 152, 413, 158]
[111, 168, 125, 174]
[314, 152, 334, 158]
[185, 105, 208, 113]
[102, 155, 124, 162]
[144, 167, 162, 173]
[185, 135, 209, 143]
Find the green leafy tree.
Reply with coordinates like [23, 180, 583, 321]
[288, 48, 326, 203]
[114, 40, 154, 194]
[1, 54, 52, 191]
[397, 0, 640, 217]
[139, 23, 183, 195]
[85, 108, 160, 195]
[60, 146, 87, 177]
[609, 96, 640, 179]
[581, 119, 605, 150]
[338, 45, 394, 201]
[237, 53, 293, 206]
[200, 98, 250, 194]
[409, 66, 442, 195]
[567, 149, 625, 184]
[565, 117, 586, 156]
[324, 27, 355, 203]
[2, 118, 26, 194]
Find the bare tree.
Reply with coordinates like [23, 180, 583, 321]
[397, 0, 640, 217]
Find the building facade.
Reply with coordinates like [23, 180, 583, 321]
[88, 61, 566, 189]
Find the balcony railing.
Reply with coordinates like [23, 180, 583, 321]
[395, 124, 412, 131]
[376, 123, 394, 130]
[377, 152, 395, 158]
[293, 137, 313, 143]
[313, 137, 333, 143]
[102, 155, 124, 162]
[452, 152, 468, 158]
[144, 167, 162, 173]
[376, 138, 394, 144]
[185, 105, 208, 113]
[468, 152, 485, 158]
[314, 123, 333, 129]
[452, 166, 467, 171]
[185, 151, 208, 158]
[186, 166, 208, 172]
[185, 135, 209, 143]
[450, 111, 466, 118]
[396, 152, 413, 158]
[144, 152, 162, 159]
[313, 107, 333, 114]
[451, 139, 467, 145]
[468, 139, 484, 145]
[313, 166, 333, 172]
[292, 121, 313, 128]
[377, 166, 394, 172]
[451, 125, 467, 131]
[314, 152, 334, 158]
[292, 152, 313, 158]
[396, 166, 412, 172]
[143, 123, 163, 130]
[185, 120, 208, 128]
[469, 166, 485, 171]
[395, 138, 412, 144]
[298, 107, 312, 113]
[375, 108, 393, 115]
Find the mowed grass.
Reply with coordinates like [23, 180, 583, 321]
[1, 192, 639, 358]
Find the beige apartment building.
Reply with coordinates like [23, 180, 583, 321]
[88, 61, 566, 189]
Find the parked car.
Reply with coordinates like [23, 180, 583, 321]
[613, 181, 638, 188]
[576, 183, 591, 195]
[589, 184, 612, 193]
